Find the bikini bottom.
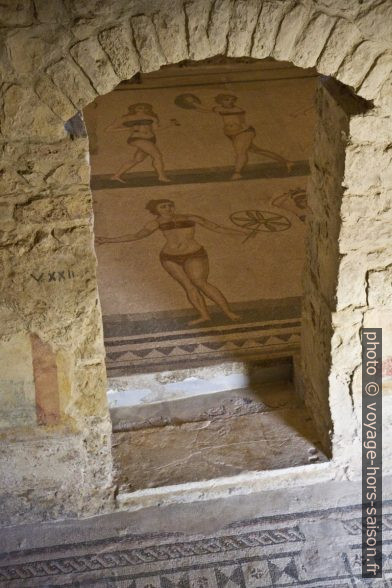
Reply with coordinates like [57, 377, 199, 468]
[127, 136, 156, 145]
[225, 126, 255, 139]
[160, 247, 207, 266]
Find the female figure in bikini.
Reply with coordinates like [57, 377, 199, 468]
[180, 93, 293, 180]
[106, 103, 173, 183]
[96, 199, 245, 325]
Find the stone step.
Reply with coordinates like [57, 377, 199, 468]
[108, 356, 293, 416]
[111, 377, 300, 432]
[112, 380, 327, 493]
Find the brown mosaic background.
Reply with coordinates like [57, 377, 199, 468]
[84, 61, 317, 374]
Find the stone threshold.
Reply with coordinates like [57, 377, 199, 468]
[111, 383, 298, 432]
[115, 460, 336, 513]
[112, 381, 328, 494]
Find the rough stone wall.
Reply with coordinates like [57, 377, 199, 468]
[1, 0, 392, 523]
[301, 79, 369, 458]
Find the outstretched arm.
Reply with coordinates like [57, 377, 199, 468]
[188, 215, 247, 236]
[192, 105, 214, 113]
[96, 220, 159, 244]
[155, 118, 181, 131]
[105, 117, 130, 132]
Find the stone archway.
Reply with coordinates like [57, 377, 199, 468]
[1, 0, 392, 524]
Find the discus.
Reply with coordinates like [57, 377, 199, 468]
[174, 93, 202, 110]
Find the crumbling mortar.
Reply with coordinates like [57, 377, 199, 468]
[182, 2, 191, 56]
[347, 368, 357, 412]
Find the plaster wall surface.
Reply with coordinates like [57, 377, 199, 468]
[0, 0, 392, 525]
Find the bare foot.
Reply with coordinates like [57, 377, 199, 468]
[111, 175, 126, 183]
[158, 175, 171, 183]
[230, 172, 242, 180]
[188, 316, 211, 326]
[226, 312, 241, 321]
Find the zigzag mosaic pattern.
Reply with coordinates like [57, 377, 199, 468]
[104, 319, 301, 376]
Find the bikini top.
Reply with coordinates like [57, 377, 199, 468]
[159, 220, 195, 231]
[122, 119, 154, 127]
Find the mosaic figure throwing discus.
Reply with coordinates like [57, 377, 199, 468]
[175, 93, 294, 180]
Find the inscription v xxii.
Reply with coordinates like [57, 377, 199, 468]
[31, 270, 76, 283]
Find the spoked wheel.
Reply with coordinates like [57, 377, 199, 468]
[230, 210, 291, 242]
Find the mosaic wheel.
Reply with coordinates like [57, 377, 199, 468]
[230, 209, 291, 242]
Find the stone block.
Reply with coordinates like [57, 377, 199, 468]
[35, 75, 76, 121]
[227, 0, 261, 57]
[344, 144, 392, 195]
[153, 1, 188, 64]
[13, 191, 92, 226]
[356, 1, 392, 46]
[358, 52, 392, 102]
[337, 41, 384, 90]
[0, 139, 90, 197]
[0, 423, 113, 525]
[272, 3, 312, 63]
[70, 37, 120, 96]
[367, 265, 392, 307]
[0, 36, 14, 83]
[317, 18, 362, 76]
[378, 74, 392, 115]
[73, 302, 105, 363]
[340, 192, 392, 223]
[184, 0, 233, 61]
[292, 12, 336, 69]
[113, 390, 326, 492]
[0, 201, 15, 231]
[330, 308, 363, 373]
[339, 216, 392, 254]
[47, 58, 97, 111]
[6, 29, 51, 75]
[1, 85, 65, 142]
[0, 0, 34, 26]
[251, 0, 294, 60]
[335, 253, 368, 310]
[34, 0, 68, 23]
[0, 223, 99, 349]
[73, 363, 108, 419]
[130, 14, 167, 73]
[98, 23, 140, 81]
[206, 0, 234, 56]
[67, 0, 124, 20]
[349, 112, 392, 144]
